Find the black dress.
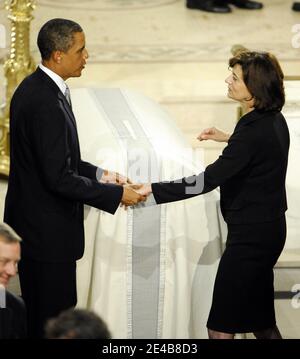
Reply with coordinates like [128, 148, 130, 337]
[152, 109, 290, 334]
[207, 216, 286, 333]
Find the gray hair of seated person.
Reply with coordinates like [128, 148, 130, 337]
[45, 308, 111, 339]
[37, 18, 83, 60]
[0, 223, 22, 243]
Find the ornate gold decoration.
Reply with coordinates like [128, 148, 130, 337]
[0, 0, 36, 177]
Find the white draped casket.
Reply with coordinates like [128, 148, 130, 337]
[72, 88, 226, 339]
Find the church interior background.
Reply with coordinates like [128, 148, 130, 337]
[1, 0, 300, 338]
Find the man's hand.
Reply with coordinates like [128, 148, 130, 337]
[121, 186, 147, 207]
[197, 127, 231, 143]
[125, 183, 152, 196]
[100, 169, 132, 185]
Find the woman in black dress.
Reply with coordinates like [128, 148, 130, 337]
[136, 51, 289, 339]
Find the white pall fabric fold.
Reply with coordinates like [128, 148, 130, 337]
[72, 88, 226, 338]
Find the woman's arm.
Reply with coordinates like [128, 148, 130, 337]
[148, 126, 256, 205]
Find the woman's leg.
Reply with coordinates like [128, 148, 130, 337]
[208, 328, 234, 339]
[253, 325, 282, 339]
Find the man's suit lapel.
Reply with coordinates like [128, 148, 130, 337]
[35, 67, 78, 130]
[57, 91, 78, 130]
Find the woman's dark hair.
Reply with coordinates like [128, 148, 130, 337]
[229, 51, 285, 112]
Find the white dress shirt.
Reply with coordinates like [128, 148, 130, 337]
[39, 63, 67, 95]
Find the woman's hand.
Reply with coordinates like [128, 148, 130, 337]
[197, 127, 231, 143]
[120, 184, 151, 209]
[135, 183, 152, 197]
[120, 185, 147, 208]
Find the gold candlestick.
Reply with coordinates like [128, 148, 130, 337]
[0, 0, 36, 177]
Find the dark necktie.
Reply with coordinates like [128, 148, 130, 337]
[64, 85, 72, 108]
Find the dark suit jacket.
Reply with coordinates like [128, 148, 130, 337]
[152, 109, 290, 224]
[0, 291, 27, 339]
[4, 68, 123, 261]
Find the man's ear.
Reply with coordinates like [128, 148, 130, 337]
[53, 51, 62, 64]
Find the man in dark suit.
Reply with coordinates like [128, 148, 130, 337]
[0, 223, 27, 339]
[4, 18, 146, 338]
[186, 0, 263, 13]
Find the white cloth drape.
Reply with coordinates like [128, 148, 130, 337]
[73, 88, 226, 338]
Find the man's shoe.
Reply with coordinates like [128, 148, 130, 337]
[292, 2, 300, 11]
[228, 0, 263, 9]
[187, 0, 231, 13]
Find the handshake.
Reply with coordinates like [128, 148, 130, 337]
[99, 169, 152, 208]
[121, 183, 152, 207]
[100, 126, 231, 208]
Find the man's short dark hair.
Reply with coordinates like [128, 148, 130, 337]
[229, 51, 285, 112]
[0, 223, 22, 244]
[45, 309, 111, 339]
[37, 18, 83, 60]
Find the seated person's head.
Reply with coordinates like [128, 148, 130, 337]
[45, 308, 111, 339]
[226, 51, 285, 112]
[0, 223, 21, 288]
